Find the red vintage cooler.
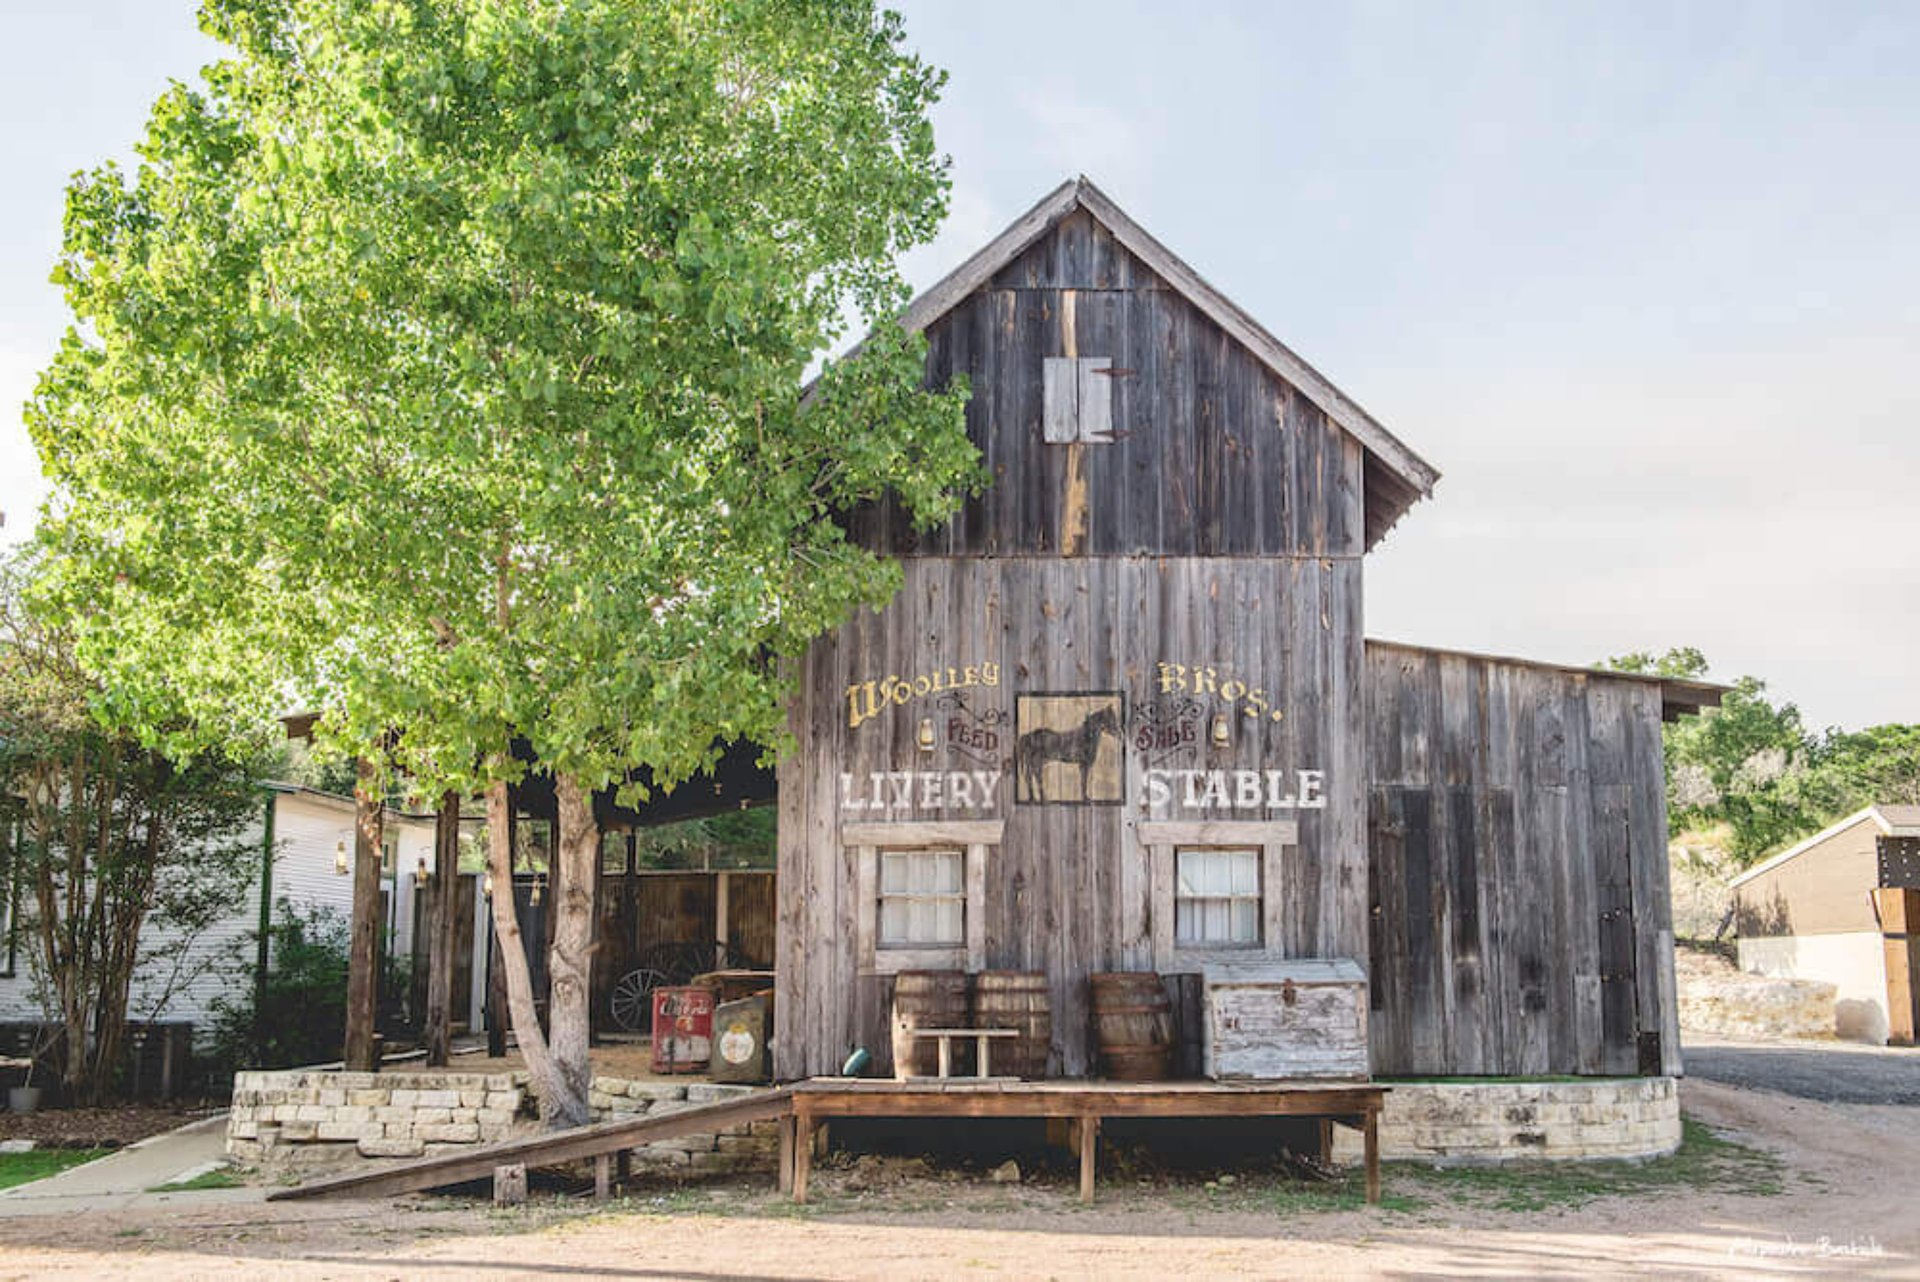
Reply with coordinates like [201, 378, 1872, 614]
[651, 986, 715, 1073]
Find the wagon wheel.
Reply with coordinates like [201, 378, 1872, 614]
[609, 966, 670, 1033]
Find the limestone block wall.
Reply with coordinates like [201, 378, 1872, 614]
[1331, 1078, 1681, 1165]
[581, 1076, 781, 1177]
[227, 1070, 525, 1166]
[224, 1068, 781, 1178]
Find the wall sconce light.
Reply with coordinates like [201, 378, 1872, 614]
[334, 838, 350, 876]
[916, 717, 936, 753]
[482, 869, 494, 899]
[529, 874, 544, 907]
[1210, 713, 1231, 748]
[414, 856, 429, 890]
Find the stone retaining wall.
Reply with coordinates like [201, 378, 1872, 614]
[224, 1068, 779, 1178]
[226, 1070, 525, 1166]
[583, 1076, 781, 1177]
[1331, 1077, 1681, 1165]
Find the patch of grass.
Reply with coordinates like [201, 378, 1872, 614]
[0, 1148, 111, 1191]
[148, 1165, 246, 1192]
[1398, 1118, 1784, 1213]
[1380, 1074, 1593, 1085]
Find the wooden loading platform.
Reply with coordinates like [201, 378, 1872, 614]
[268, 1078, 1386, 1206]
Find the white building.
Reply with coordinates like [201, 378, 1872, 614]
[0, 784, 489, 1043]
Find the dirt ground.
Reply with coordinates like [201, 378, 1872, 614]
[0, 1105, 213, 1148]
[0, 1078, 1910, 1279]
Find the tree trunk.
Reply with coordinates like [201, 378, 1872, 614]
[344, 758, 383, 1072]
[546, 774, 598, 1124]
[485, 776, 587, 1127]
[424, 792, 459, 1067]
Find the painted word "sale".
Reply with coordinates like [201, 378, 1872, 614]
[1142, 768, 1327, 810]
[840, 770, 1004, 811]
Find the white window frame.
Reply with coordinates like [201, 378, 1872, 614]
[1142, 820, 1296, 969]
[846, 820, 1000, 974]
[1174, 846, 1264, 948]
[878, 848, 967, 949]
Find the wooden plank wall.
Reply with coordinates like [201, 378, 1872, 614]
[846, 210, 1363, 563]
[775, 556, 1365, 1079]
[1364, 643, 1681, 1077]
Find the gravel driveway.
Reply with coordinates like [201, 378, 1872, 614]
[1682, 1033, 1920, 1104]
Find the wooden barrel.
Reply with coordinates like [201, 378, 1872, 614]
[890, 970, 970, 1079]
[972, 971, 1052, 1079]
[1089, 971, 1174, 1081]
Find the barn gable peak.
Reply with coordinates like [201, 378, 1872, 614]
[900, 176, 1440, 549]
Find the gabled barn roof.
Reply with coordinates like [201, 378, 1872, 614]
[896, 175, 1441, 549]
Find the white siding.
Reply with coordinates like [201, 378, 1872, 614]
[1739, 931, 1891, 1044]
[0, 789, 435, 1041]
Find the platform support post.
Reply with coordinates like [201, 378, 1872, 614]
[792, 1114, 814, 1204]
[1364, 1110, 1380, 1205]
[1078, 1115, 1100, 1204]
[778, 1114, 796, 1194]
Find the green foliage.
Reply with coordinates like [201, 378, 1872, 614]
[30, 0, 977, 812]
[1605, 647, 1920, 863]
[634, 807, 775, 870]
[0, 548, 267, 1103]
[207, 899, 350, 1074]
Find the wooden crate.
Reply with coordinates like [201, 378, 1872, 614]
[1203, 959, 1369, 1080]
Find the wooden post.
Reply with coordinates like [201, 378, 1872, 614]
[493, 1162, 527, 1207]
[715, 871, 730, 969]
[344, 757, 384, 1073]
[1078, 1114, 1099, 1204]
[777, 1114, 796, 1194]
[792, 1114, 814, 1203]
[1364, 1110, 1381, 1205]
[424, 792, 459, 1067]
[485, 807, 513, 1058]
[594, 1152, 612, 1201]
[1319, 1118, 1335, 1164]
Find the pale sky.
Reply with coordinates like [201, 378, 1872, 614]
[3, 2, 1916, 730]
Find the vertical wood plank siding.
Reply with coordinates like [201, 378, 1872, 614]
[845, 211, 1364, 562]
[1364, 643, 1680, 1077]
[775, 557, 1366, 1078]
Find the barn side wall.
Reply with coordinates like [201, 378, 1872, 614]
[775, 555, 1366, 1079]
[1364, 643, 1680, 1077]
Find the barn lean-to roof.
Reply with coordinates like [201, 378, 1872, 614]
[894, 175, 1442, 550]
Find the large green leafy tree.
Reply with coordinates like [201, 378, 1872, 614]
[31, 0, 975, 1124]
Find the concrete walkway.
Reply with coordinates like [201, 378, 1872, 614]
[0, 1112, 263, 1217]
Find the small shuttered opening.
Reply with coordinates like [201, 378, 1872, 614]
[1042, 356, 1114, 443]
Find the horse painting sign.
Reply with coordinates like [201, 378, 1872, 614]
[1015, 692, 1125, 804]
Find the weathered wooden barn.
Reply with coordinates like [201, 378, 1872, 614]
[773, 177, 1718, 1083]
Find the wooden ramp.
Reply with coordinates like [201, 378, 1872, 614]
[267, 1085, 794, 1202]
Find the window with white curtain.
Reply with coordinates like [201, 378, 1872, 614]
[878, 848, 965, 947]
[1174, 847, 1261, 946]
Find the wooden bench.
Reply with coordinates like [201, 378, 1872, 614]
[895, 1027, 1018, 1080]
